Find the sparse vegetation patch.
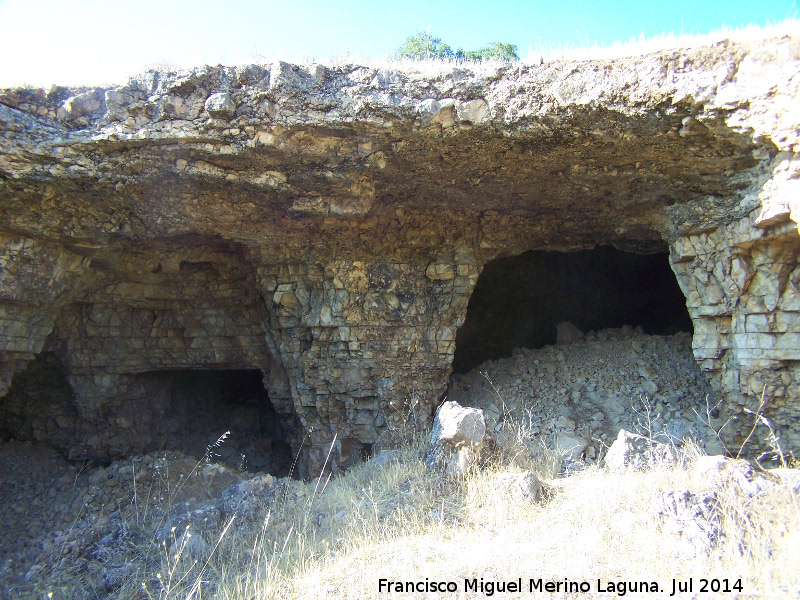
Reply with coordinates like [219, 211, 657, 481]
[394, 31, 519, 61]
[1, 387, 798, 598]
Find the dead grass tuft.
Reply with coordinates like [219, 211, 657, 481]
[115, 417, 800, 600]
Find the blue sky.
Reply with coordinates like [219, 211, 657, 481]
[0, 0, 796, 86]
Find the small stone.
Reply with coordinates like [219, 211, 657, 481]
[205, 92, 235, 119]
[604, 429, 677, 473]
[554, 415, 576, 431]
[693, 456, 778, 497]
[556, 321, 584, 345]
[202, 464, 242, 497]
[425, 263, 455, 280]
[643, 380, 659, 395]
[369, 450, 400, 469]
[169, 529, 210, 564]
[446, 447, 477, 477]
[493, 472, 542, 502]
[24, 565, 44, 582]
[425, 401, 486, 470]
[88, 467, 106, 486]
[555, 432, 587, 460]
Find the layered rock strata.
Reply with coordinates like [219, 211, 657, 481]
[1, 34, 799, 470]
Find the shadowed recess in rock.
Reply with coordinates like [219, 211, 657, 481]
[0, 352, 78, 449]
[0, 364, 296, 476]
[138, 369, 294, 476]
[1, 34, 799, 466]
[452, 246, 693, 374]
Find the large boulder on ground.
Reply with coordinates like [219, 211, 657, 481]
[425, 401, 486, 475]
[604, 429, 677, 473]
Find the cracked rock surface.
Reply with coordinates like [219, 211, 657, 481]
[1, 33, 800, 469]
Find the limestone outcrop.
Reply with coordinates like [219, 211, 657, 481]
[1, 34, 799, 472]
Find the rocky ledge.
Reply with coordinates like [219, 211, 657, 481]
[1, 34, 799, 473]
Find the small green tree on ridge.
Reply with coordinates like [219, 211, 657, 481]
[395, 32, 519, 62]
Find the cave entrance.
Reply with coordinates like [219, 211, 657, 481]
[452, 246, 693, 374]
[0, 352, 78, 448]
[142, 369, 294, 476]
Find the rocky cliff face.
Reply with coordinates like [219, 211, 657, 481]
[1, 35, 799, 472]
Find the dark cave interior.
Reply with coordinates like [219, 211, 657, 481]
[0, 363, 295, 476]
[451, 246, 693, 374]
[0, 353, 77, 449]
[132, 369, 294, 475]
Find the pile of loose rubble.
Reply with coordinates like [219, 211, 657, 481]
[448, 326, 723, 463]
[0, 441, 297, 599]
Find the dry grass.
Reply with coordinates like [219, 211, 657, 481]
[520, 18, 800, 64]
[123, 421, 800, 600]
